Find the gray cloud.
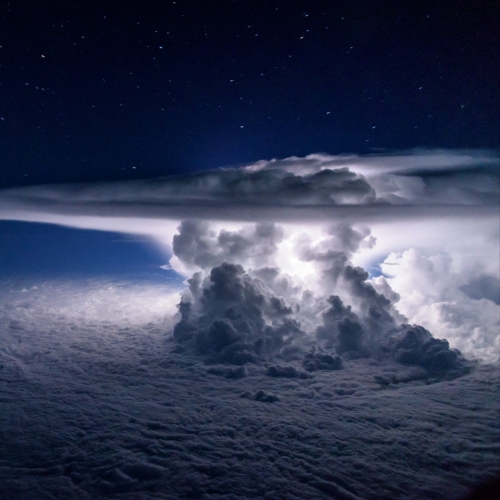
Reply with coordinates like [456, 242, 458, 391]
[1, 150, 499, 499]
[173, 261, 308, 366]
[0, 278, 498, 500]
[460, 274, 500, 305]
[381, 324, 466, 374]
[0, 150, 498, 227]
[168, 218, 471, 377]
[172, 220, 284, 270]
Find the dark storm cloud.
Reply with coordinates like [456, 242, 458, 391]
[381, 324, 467, 374]
[0, 280, 498, 499]
[315, 295, 367, 355]
[0, 152, 496, 500]
[173, 261, 308, 366]
[169, 219, 469, 377]
[0, 150, 498, 226]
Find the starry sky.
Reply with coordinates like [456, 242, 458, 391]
[1, 0, 498, 189]
[1, 3, 500, 498]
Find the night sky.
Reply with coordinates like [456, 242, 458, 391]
[1, 2, 499, 499]
[1, 0, 498, 189]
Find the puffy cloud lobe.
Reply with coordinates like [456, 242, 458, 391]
[340, 265, 401, 347]
[378, 248, 500, 362]
[297, 224, 372, 265]
[294, 224, 379, 296]
[266, 364, 310, 379]
[171, 221, 470, 377]
[315, 295, 366, 356]
[302, 347, 343, 372]
[268, 296, 294, 317]
[382, 324, 469, 374]
[173, 262, 304, 365]
[171, 220, 284, 274]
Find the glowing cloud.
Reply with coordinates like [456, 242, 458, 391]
[0, 149, 498, 226]
[0, 149, 498, 362]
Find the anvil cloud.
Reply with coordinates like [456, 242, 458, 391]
[1, 149, 497, 362]
[1, 150, 499, 499]
[0, 149, 498, 226]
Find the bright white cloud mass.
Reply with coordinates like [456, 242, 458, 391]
[1, 149, 498, 361]
[0, 150, 499, 499]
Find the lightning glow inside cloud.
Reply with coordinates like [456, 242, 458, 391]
[0, 149, 499, 362]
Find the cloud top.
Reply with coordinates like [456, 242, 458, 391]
[0, 149, 498, 363]
[0, 149, 498, 225]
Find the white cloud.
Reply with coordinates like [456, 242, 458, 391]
[376, 249, 499, 362]
[0, 150, 498, 365]
[0, 150, 498, 230]
[0, 146, 499, 499]
[0, 277, 498, 498]
[0, 278, 182, 325]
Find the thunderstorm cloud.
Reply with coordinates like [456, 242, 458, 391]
[0, 149, 498, 225]
[1, 149, 499, 499]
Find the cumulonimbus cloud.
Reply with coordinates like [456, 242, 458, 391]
[0, 149, 498, 228]
[1, 150, 498, 500]
[0, 149, 498, 364]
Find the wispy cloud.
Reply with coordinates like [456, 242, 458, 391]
[0, 150, 498, 230]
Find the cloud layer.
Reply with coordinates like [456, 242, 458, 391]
[0, 150, 498, 226]
[0, 278, 498, 499]
[1, 150, 497, 364]
[1, 146, 499, 499]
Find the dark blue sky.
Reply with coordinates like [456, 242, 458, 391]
[0, 220, 181, 280]
[1, 0, 498, 189]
